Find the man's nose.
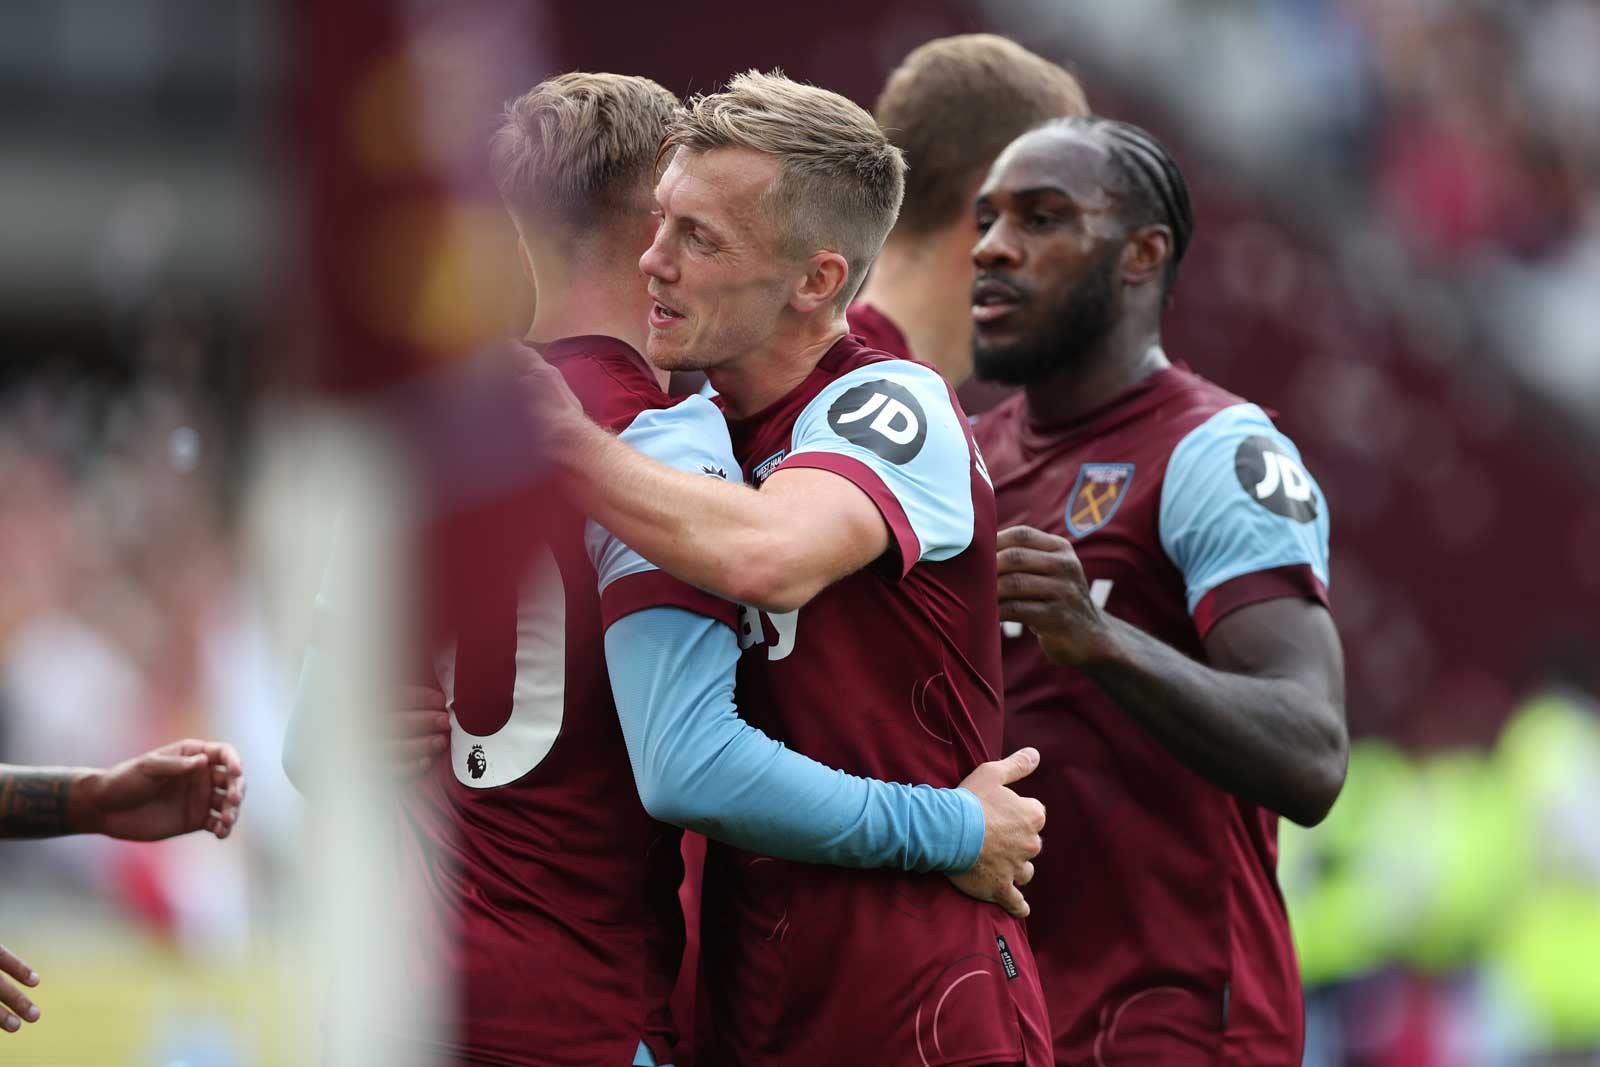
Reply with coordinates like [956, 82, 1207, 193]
[973, 220, 1020, 270]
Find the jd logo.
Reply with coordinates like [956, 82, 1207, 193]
[467, 744, 487, 780]
[827, 380, 927, 464]
[1235, 437, 1318, 522]
[738, 604, 800, 661]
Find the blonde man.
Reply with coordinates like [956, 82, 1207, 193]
[380, 70, 1049, 1067]
[850, 35, 1088, 410]
[533, 70, 1052, 1067]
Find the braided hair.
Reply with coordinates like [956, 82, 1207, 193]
[1048, 116, 1195, 298]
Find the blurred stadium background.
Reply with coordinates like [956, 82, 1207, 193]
[0, 1, 1596, 1064]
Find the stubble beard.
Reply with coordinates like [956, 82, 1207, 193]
[972, 251, 1120, 387]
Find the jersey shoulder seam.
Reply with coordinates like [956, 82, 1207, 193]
[590, 361, 687, 434]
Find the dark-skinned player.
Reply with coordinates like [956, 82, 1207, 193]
[970, 116, 1348, 1065]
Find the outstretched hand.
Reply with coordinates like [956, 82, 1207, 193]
[0, 943, 40, 1034]
[946, 747, 1045, 919]
[78, 739, 245, 842]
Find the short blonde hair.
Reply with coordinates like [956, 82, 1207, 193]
[490, 72, 680, 232]
[668, 69, 905, 306]
[875, 35, 1089, 235]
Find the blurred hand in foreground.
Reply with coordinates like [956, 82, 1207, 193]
[0, 944, 39, 1035]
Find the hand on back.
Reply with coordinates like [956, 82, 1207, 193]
[947, 747, 1045, 919]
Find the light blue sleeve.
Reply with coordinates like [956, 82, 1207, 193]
[784, 361, 981, 566]
[605, 606, 985, 872]
[1159, 403, 1331, 615]
[586, 395, 741, 593]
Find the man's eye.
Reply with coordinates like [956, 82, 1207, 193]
[976, 216, 995, 232]
[1028, 213, 1057, 228]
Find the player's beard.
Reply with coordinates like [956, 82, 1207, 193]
[972, 247, 1119, 387]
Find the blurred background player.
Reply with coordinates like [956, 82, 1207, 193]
[971, 116, 1348, 1064]
[532, 70, 1052, 1067]
[326, 71, 701, 1067]
[853, 34, 1087, 414]
[0, 739, 246, 1034]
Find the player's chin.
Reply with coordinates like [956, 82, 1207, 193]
[644, 332, 690, 370]
[972, 340, 1040, 386]
[648, 333, 718, 374]
[972, 314, 1024, 350]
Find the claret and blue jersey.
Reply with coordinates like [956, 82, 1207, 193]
[691, 334, 1053, 1067]
[974, 362, 1332, 1066]
[404, 333, 1009, 1067]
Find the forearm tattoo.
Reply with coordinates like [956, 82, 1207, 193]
[0, 768, 73, 838]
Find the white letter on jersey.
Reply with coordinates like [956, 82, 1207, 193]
[1001, 579, 1113, 639]
[835, 392, 887, 425]
[737, 604, 801, 661]
[1278, 454, 1314, 502]
[1090, 578, 1114, 610]
[435, 545, 567, 789]
[1253, 452, 1314, 504]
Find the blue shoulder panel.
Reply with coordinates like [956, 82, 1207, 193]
[586, 396, 739, 592]
[1159, 403, 1331, 616]
[786, 361, 976, 563]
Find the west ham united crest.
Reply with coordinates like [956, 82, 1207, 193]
[1065, 463, 1135, 537]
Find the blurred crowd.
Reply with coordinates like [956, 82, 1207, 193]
[0, 305, 297, 1061]
[1282, 689, 1600, 1065]
[0, 302, 294, 909]
[1010, 0, 1600, 424]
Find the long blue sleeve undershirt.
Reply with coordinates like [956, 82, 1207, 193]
[605, 606, 985, 873]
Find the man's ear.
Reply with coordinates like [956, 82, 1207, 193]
[1119, 224, 1172, 289]
[789, 251, 851, 315]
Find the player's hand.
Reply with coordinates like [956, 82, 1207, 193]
[947, 747, 1045, 919]
[392, 684, 451, 777]
[997, 525, 1111, 668]
[516, 344, 587, 463]
[0, 944, 40, 1034]
[75, 740, 245, 842]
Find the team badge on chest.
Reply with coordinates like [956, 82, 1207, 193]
[1065, 463, 1135, 537]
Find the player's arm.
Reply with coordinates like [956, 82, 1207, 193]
[998, 535, 1345, 825]
[604, 605, 1040, 917]
[0, 742, 244, 841]
[998, 408, 1348, 826]
[553, 409, 883, 613]
[531, 356, 973, 613]
[589, 396, 1039, 914]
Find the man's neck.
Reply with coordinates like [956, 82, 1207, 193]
[1023, 318, 1169, 427]
[526, 276, 663, 390]
[858, 225, 977, 384]
[710, 318, 849, 419]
